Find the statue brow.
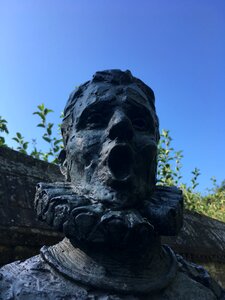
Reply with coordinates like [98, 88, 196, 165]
[80, 99, 116, 114]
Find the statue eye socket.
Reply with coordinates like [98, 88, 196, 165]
[77, 106, 113, 130]
[132, 118, 148, 131]
[87, 112, 102, 123]
[86, 112, 103, 128]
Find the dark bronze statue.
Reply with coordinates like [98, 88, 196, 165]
[0, 70, 224, 299]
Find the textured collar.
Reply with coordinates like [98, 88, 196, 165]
[41, 238, 178, 295]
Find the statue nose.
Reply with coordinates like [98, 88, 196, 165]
[108, 111, 134, 141]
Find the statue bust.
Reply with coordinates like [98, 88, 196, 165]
[0, 70, 224, 299]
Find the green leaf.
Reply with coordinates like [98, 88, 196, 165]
[38, 104, 45, 111]
[43, 136, 51, 143]
[53, 146, 59, 152]
[47, 128, 52, 135]
[23, 142, 29, 150]
[47, 123, 53, 135]
[54, 139, 62, 145]
[16, 132, 22, 139]
[12, 137, 20, 143]
[0, 137, 5, 146]
[44, 108, 53, 115]
[33, 111, 45, 121]
[19, 149, 28, 154]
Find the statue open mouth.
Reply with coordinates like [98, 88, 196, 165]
[107, 144, 133, 181]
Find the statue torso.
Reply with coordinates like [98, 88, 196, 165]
[0, 240, 222, 300]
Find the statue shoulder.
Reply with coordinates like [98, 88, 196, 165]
[173, 254, 225, 300]
[0, 255, 88, 300]
[0, 255, 41, 299]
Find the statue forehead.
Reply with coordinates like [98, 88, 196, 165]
[71, 81, 152, 120]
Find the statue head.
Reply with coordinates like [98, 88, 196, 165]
[60, 69, 159, 209]
[35, 70, 182, 250]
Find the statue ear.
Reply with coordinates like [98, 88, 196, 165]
[58, 149, 68, 178]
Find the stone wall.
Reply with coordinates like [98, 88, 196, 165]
[0, 147, 63, 265]
[163, 212, 225, 287]
[1, 147, 225, 286]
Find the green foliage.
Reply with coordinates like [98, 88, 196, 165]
[157, 129, 183, 186]
[12, 132, 29, 154]
[157, 130, 225, 222]
[0, 104, 63, 163]
[33, 104, 63, 163]
[181, 178, 225, 222]
[0, 116, 9, 146]
[0, 108, 224, 222]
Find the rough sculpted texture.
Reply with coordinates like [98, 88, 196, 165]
[0, 240, 223, 299]
[34, 182, 183, 247]
[0, 69, 224, 299]
[0, 146, 64, 266]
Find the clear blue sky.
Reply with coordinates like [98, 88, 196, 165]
[0, 0, 225, 192]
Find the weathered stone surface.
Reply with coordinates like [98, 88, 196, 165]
[0, 242, 221, 299]
[163, 210, 225, 262]
[0, 146, 64, 265]
[163, 212, 225, 288]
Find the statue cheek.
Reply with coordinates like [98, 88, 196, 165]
[134, 138, 157, 161]
[68, 133, 103, 167]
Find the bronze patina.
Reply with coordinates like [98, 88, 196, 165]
[0, 70, 224, 299]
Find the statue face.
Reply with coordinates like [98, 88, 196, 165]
[65, 83, 158, 209]
[36, 72, 182, 248]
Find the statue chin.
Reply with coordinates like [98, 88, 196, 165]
[83, 184, 148, 210]
[70, 167, 153, 211]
